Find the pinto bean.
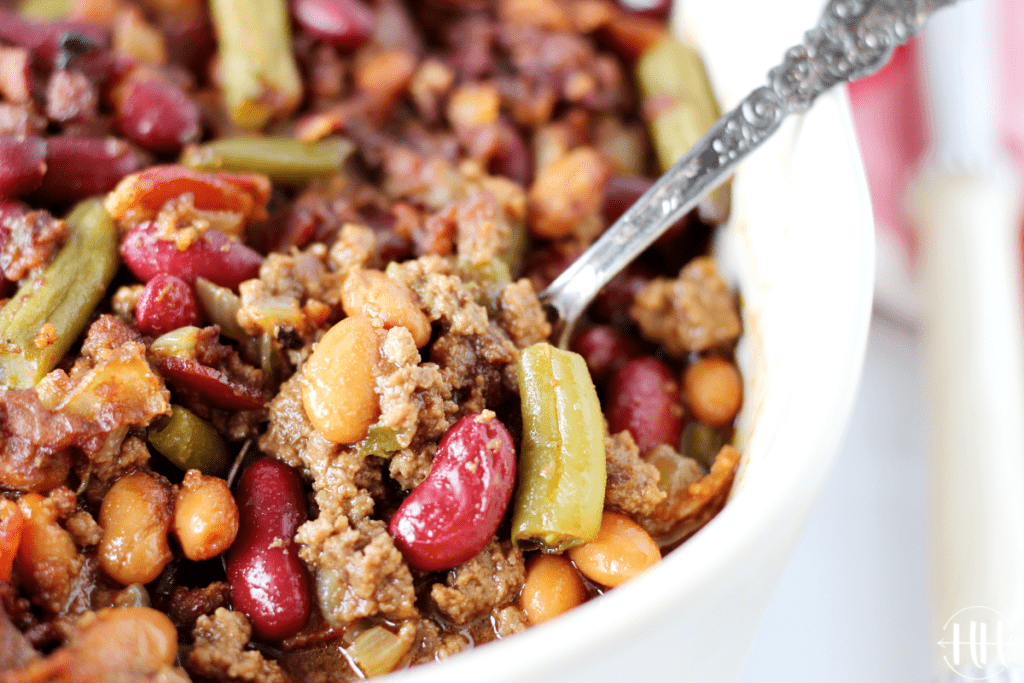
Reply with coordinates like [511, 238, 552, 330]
[341, 268, 431, 348]
[683, 356, 743, 428]
[17, 492, 82, 613]
[300, 315, 384, 444]
[71, 607, 178, 677]
[566, 510, 660, 587]
[527, 147, 611, 240]
[173, 470, 238, 561]
[519, 553, 587, 625]
[98, 471, 173, 586]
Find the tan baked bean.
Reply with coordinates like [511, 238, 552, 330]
[301, 314, 384, 444]
[566, 510, 661, 587]
[519, 553, 588, 625]
[683, 356, 743, 428]
[72, 607, 178, 677]
[447, 82, 501, 129]
[341, 268, 431, 348]
[99, 471, 173, 586]
[173, 470, 239, 561]
[527, 146, 611, 240]
[16, 492, 82, 613]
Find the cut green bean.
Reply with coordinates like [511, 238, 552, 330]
[512, 343, 606, 552]
[194, 277, 248, 341]
[208, 0, 302, 130]
[501, 217, 527, 275]
[18, 0, 73, 20]
[180, 137, 355, 184]
[637, 36, 730, 223]
[0, 200, 119, 389]
[147, 404, 231, 475]
[149, 326, 202, 360]
[358, 426, 400, 459]
[683, 422, 725, 471]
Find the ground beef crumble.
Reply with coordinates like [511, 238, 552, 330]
[188, 608, 290, 683]
[297, 517, 417, 629]
[630, 256, 742, 356]
[0, 209, 67, 282]
[0, 0, 749, 678]
[430, 539, 525, 626]
[604, 430, 667, 517]
[0, 317, 168, 494]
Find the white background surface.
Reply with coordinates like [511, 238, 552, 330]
[738, 315, 934, 682]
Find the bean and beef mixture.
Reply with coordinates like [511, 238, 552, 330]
[0, 0, 744, 679]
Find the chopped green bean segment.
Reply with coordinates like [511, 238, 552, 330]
[637, 36, 730, 222]
[358, 426, 400, 459]
[208, 0, 302, 130]
[0, 200, 119, 389]
[148, 404, 231, 475]
[194, 278, 248, 341]
[181, 137, 355, 184]
[258, 332, 283, 387]
[18, 0, 73, 20]
[512, 343, 606, 552]
[150, 326, 203, 360]
[501, 218, 528, 275]
[683, 422, 725, 471]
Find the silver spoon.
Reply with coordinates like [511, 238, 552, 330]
[541, 0, 957, 348]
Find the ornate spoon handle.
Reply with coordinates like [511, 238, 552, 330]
[541, 0, 956, 347]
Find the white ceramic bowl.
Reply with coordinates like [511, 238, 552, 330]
[384, 0, 875, 681]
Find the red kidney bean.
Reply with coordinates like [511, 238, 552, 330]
[0, 8, 108, 66]
[227, 458, 312, 641]
[0, 136, 46, 199]
[105, 165, 269, 224]
[594, 268, 650, 322]
[616, 0, 672, 20]
[291, 0, 374, 51]
[155, 356, 266, 410]
[488, 118, 533, 188]
[390, 412, 517, 572]
[116, 78, 202, 155]
[603, 174, 689, 251]
[606, 356, 684, 454]
[602, 175, 653, 227]
[163, 16, 216, 78]
[30, 136, 148, 207]
[121, 223, 263, 290]
[570, 325, 640, 382]
[135, 274, 200, 337]
[521, 240, 585, 292]
[0, 10, 114, 84]
[597, 8, 665, 63]
[0, 199, 27, 223]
